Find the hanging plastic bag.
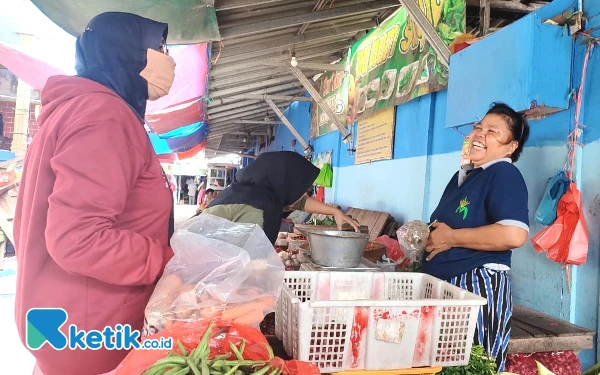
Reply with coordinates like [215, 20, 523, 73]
[115, 320, 320, 375]
[534, 171, 570, 225]
[314, 162, 333, 187]
[531, 182, 589, 266]
[143, 214, 285, 336]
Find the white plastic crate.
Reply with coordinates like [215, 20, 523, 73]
[274, 271, 486, 373]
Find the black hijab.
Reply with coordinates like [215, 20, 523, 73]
[75, 12, 168, 120]
[207, 151, 320, 244]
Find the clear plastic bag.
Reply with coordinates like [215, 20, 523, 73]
[143, 214, 285, 336]
[396, 220, 431, 270]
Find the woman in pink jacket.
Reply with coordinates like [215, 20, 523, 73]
[14, 12, 176, 375]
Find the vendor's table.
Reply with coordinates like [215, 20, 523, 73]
[508, 305, 595, 354]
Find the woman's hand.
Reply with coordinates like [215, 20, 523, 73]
[302, 197, 360, 232]
[333, 209, 360, 232]
[425, 221, 455, 261]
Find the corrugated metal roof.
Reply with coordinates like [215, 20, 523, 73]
[206, 0, 550, 154]
[206, 0, 399, 153]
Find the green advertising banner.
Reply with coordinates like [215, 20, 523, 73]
[310, 57, 351, 138]
[346, 0, 465, 124]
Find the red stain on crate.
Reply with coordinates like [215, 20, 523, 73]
[413, 306, 435, 365]
[350, 307, 369, 368]
[373, 308, 391, 322]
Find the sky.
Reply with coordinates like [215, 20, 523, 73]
[0, 0, 76, 74]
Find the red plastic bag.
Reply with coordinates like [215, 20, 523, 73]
[114, 319, 320, 375]
[374, 235, 403, 262]
[531, 183, 589, 265]
[374, 235, 410, 267]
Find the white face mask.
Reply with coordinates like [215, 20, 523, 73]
[139, 48, 176, 101]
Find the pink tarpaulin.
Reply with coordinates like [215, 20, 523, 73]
[158, 153, 178, 164]
[0, 42, 67, 91]
[0, 40, 210, 158]
[146, 43, 209, 115]
[0, 41, 208, 114]
[146, 99, 204, 134]
[144, 43, 210, 157]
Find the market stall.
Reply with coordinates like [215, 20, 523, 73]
[265, 206, 595, 375]
[118, 213, 486, 375]
[12, 0, 594, 373]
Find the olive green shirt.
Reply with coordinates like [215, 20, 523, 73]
[202, 204, 265, 227]
[201, 195, 308, 229]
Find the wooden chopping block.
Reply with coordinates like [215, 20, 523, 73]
[345, 207, 393, 241]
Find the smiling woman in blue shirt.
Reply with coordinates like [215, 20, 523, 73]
[422, 102, 530, 371]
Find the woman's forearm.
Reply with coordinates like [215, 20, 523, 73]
[303, 196, 339, 215]
[451, 224, 528, 251]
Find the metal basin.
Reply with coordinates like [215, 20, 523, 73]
[305, 230, 370, 268]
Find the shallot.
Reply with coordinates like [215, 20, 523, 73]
[505, 351, 580, 375]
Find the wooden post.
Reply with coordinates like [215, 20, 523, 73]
[479, 0, 491, 36]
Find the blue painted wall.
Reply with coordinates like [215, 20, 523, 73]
[264, 0, 600, 369]
[578, 0, 600, 364]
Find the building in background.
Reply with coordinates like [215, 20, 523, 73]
[0, 0, 75, 154]
[0, 68, 40, 149]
